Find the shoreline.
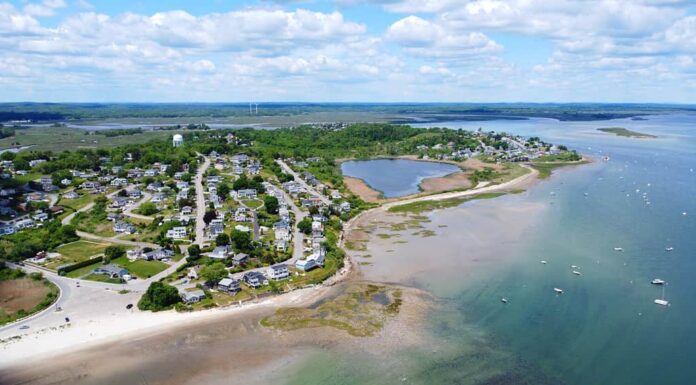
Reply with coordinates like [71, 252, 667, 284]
[0, 157, 556, 369]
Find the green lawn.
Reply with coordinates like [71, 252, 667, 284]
[240, 198, 264, 210]
[65, 262, 102, 278]
[57, 193, 97, 211]
[112, 256, 168, 279]
[47, 240, 113, 270]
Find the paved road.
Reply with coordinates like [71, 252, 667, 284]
[276, 159, 331, 205]
[194, 154, 211, 245]
[122, 191, 154, 222]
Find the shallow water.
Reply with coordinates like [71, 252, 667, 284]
[285, 114, 696, 385]
[341, 159, 460, 198]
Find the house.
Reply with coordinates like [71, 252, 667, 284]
[275, 239, 288, 252]
[0, 224, 16, 236]
[147, 181, 164, 192]
[15, 218, 35, 229]
[110, 178, 128, 187]
[181, 206, 193, 215]
[0, 188, 17, 197]
[188, 266, 200, 280]
[208, 245, 232, 260]
[237, 189, 257, 199]
[338, 201, 351, 213]
[61, 178, 72, 186]
[208, 219, 225, 237]
[267, 264, 289, 280]
[49, 205, 64, 215]
[113, 221, 136, 234]
[93, 264, 129, 279]
[144, 248, 174, 261]
[32, 212, 49, 222]
[242, 271, 268, 288]
[274, 227, 291, 241]
[63, 191, 80, 199]
[128, 189, 142, 199]
[126, 248, 143, 261]
[295, 258, 317, 271]
[218, 277, 241, 293]
[39, 176, 52, 185]
[106, 212, 123, 222]
[330, 190, 342, 200]
[111, 196, 129, 208]
[181, 289, 206, 304]
[176, 181, 189, 190]
[151, 192, 166, 203]
[144, 169, 157, 177]
[231, 253, 249, 266]
[166, 226, 188, 239]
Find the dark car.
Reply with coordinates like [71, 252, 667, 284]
[126, 304, 133, 310]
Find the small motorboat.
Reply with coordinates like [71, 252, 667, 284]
[654, 299, 670, 306]
[553, 288, 564, 294]
[665, 247, 674, 252]
[501, 298, 508, 304]
[571, 265, 578, 269]
[614, 247, 624, 252]
[651, 279, 665, 285]
[540, 260, 547, 264]
[572, 271, 582, 276]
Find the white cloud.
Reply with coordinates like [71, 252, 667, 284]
[387, 15, 501, 60]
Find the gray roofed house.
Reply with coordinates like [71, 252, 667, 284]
[93, 264, 129, 279]
[181, 289, 206, 304]
[232, 253, 249, 266]
[218, 277, 241, 293]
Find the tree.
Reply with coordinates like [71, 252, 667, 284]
[104, 245, 125, 264]
[298, 217, 312, 235]
[264, 196, 279, 214]
[215, 233, 230, 246]
[187, 244, 201, 261]
[203, 209, 217, 225]
[118, 189, 128, 197]
[200, 262, 227, 282]
[139, 202, 159, 216]
[230, 229, 251, 251]
[217, 182, 230, 199]
[138, 282, 181, 311]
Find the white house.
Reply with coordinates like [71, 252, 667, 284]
[267, 264, 289, 280]
[166, 226, 188, 239]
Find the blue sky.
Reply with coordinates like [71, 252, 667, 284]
[1, 0, 696, 103]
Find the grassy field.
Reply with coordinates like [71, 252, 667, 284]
[531, 160, 589, 179]
[0, 277, 59, 325]
[82, 273, 123, 284]
[112, 256, 168, 279]
[387, 192, 507, 214]
[0, 126, 178, 152]
[240, 198, 264, 210]
[47, 240, 113, 270]
[57, 193, 97, 211]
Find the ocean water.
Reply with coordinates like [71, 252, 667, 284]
[341, 158, 461, 198]
[284, 114, 696, 385]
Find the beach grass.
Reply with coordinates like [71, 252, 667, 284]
[387, 192, 506, 214]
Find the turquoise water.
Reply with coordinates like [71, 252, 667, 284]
[285, 114, 696, 385]
[341, 159, 461, 198]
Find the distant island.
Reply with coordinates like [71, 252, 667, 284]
[597, 127, 657, 138]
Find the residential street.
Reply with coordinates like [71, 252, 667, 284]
[194, 154, 211, 245]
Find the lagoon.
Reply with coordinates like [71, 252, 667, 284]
[341, 159, 460, 198]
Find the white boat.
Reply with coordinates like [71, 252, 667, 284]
[614, 247, 624, 252]
[572, 271, 582, 276]
[501, 298, 508, 304]
[553, 288, 564, 294]
[540, 260, 547, 264]
[651, 279, 665, 285]
[665, 247, 674, 252]
[571, 265, 578, 269]
[654, 285, 670, 306]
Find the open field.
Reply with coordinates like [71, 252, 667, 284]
[47, 240, 113, 270]
[240, 198, 264, 209]
[112, 256, 168, 279]
[0, 126, 179, 152]
[0, 277, 58, 325]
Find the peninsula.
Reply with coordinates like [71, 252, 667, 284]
[597, 127, 657, 138]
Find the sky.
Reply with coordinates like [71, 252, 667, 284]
[1, 0, 696, 103]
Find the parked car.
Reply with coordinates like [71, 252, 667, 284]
[19, 325, 29, 330]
